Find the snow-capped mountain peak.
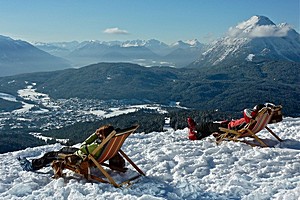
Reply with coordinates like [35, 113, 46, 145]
[120, 39, 168, 48]
[228, 15, 294, 39]
[121, 39, 146, 47]
[171, 39, 201, 48]
[190, 15, 300, 67]
[236, 15, 275, 31]
[185, 39, 201, 46]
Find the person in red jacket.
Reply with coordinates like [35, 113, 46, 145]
[187, 107, 259, 140]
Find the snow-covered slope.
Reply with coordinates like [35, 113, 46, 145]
[191, 15, 300, 67]
[1, 117, 300, 199]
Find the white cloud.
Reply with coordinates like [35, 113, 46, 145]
[249, 25, 290, 37]
[103, 27, 129, 35]
[227, 24, 291, 38]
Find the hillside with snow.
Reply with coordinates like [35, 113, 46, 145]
[190, 15, 300, 67]
[1, 117, 299, 199]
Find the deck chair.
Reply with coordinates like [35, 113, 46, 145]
[57, 125, 145, 187]
[216, 107, 283, 147]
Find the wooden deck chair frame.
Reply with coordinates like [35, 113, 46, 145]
[216, 107, 283, 147]
[63, 125, 145, 187]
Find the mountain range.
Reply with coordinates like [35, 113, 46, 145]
[0, 15, 299, 116]
[0, 35, 71, 77]
[0, 36, 203, 77]
[35, 39, 204, 68]
[1, 15, 300, 77]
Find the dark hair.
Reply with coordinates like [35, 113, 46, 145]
[96, 125, 114, 137]
[254, 104, 265, 111]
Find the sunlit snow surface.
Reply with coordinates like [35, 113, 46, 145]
[0, 117, 299, 199]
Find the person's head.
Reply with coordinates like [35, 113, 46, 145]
[95, 124, 114, 139]
[243, 108, 257, 123]
[253, 104, 265, 112]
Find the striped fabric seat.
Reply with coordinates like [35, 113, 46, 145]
[97, 129, 132, 164]
[251, 109, 272, 133]
[240, 108, 272, 137]
[218, 107, 283, 147]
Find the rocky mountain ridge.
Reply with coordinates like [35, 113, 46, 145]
[189, 15, 300, 68]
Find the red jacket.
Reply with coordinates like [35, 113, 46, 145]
[227, 109, 257, 129]
[227, 118, 246, 129]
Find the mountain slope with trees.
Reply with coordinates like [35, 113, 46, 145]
[0, 61, 299, 116]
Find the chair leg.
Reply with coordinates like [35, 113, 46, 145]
[215, 132, 230, 145]
[251, 134, 268, 147]
[265, 126, 283, 142]
[247, 129, 268, 147]
[88, 155, 120, 187]
[119, 149, 145, 176]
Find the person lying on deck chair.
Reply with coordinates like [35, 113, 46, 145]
[187, 104, 269, 140]
[18, 125, 125, 174]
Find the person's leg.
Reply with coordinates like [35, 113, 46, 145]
[58, 146, 78, 154]
[52, 154, 82, 178]
[19, 147, 79, 171]
[31, 151, 60, 170]
[32, 146, 79, 169]
[194, 122, 213, 139]
[206, 122, 228, 132]
[187, 117, 198, 140]
[195, 122, 228, 139]
[51, 160, 65, 178]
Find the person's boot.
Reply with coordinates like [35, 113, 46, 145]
[187, 117, 197, 140]
[18, 157, 33, 171]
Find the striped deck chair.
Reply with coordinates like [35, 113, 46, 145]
[62, 125, 145, 187]
[216, 107, 283, 147]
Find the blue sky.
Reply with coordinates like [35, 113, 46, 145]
[0, 0, 299, 44]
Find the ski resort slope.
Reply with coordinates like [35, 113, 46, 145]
[0, 117, 299, 200]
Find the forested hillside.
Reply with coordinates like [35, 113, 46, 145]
[0, 61, 299, 116]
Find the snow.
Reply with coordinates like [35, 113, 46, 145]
[246, 54, 255, 61]
[0, 93, 18, 102]
[17, 83, 50, 103]
[228, 15, 292, 38]
[28, 132, 69, 144]
[83, 104, 168, 118]
[12, 102, 35, 114]
[196, 15, 300, 66]
[5, 82, 170, 118]
[2, 83, 52, 114]
[1, 117, 300, 199]
[236, 16, 275, 32]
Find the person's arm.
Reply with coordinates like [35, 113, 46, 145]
[228, 118, 246, 130]
[80, 132, 98, 147]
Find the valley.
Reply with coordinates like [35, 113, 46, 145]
[0, 82, 171, 134]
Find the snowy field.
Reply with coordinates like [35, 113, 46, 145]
[0, 117, 299, 200]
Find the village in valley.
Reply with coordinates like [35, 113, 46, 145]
[0, 82, 170, 140]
